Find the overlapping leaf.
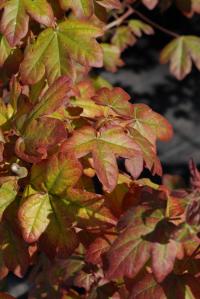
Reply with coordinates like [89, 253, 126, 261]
[93, 87, 133, 117]
[0, 34, 12, 67]
[101, 43, 124, 72]
[61, 126, 141, 192]
[39, 197, 79, 259]
[19, 192, 51, 243]
[0, 180, 18, 221]
[160, 35, 200, 80]
[0, 221, 30, 277]
[31, 152, 82, 195]
[127, 103, 173, 144]
[0, 0, 54, 47]
[20, 20, 103, 84]
[59, 0, 94, 18]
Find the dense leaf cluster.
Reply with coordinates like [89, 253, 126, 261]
[0, 0, 200, 298]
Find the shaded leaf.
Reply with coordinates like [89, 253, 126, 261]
[102, 43, 124, 72]
[0, 34, 12, 66]
[0, 221, 30, 277]
[128, 20, 154, 37]
[112, 26, 136, 51]
[40, 197, 79, 259]
[0, 293, 16, 299]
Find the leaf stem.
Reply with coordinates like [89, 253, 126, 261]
[105, 6, 134, 31]
[133, 9, 180, 38]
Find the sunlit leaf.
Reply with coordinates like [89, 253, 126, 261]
[20, 20, 103, 84]
[19, 192, 51, 243]
[160, 35, 200, 80]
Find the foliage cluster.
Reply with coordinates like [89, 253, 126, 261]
[0, 0, 200, 298]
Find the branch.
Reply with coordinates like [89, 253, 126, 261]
[133, 9, 180, 38]
[105, 6, 134, 31]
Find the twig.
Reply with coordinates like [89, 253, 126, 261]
[134, 9, 180, 38]
[105, 6, 134, 31]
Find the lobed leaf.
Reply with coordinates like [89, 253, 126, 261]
[20, 20, 103, 84]
[62, 126, 141, 192]
[160, 35, 200, 80]
[31, 152, 82, 195]
[0, 0, 54, 47]
[102, 43, 124, 72]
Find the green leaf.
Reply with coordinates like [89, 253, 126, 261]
[31, 152, 82, 195]
[26, 76, 72, 122]
[0, 180, 18, 221]
[40, 197, 79, 258]
[18, 192, 51, 243]
[112, 26, 136, 51]
[20, 20, 103, 84]
[128, 20, 154, 37]
[102, 43, 124, 72]
[61, 126, 141, 192]
[0, 0, 54, 47]
[160, 35, 200, 80]
[0, 34, 12, 66]
[59, 0, 94, 17]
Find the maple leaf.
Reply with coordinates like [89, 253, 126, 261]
[20, 20, 103, 84]
[18, 192, 52, 243]
[0, 180, 18, 221]
[0, 293, 16, 299]
[112, 26, 137, 51]
[93, 87, 133, 117]
[0, 220, 30, 277]
[59, 0, 94, 18]
[15, 117, 68, 163]
[105, 208, 182, 282]
[0, 0, 54, 47]
[127, 104, 173, 144]
[160, 35, 200, 80]
[71, 80, 104, 118]
[128, 20, 154, 37]
[102, 43, 124, 72]
[39, 197, 79, 259]
[85, 234, 116, 265]
[0, 34, 12, 67]
[61, 126, 141, 192]
[129, 273, 167, 299]
[31, 152, 82, 196]
[125, 129, 162, 178]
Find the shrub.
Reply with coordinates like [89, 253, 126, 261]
[0, 0, 200, 298]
